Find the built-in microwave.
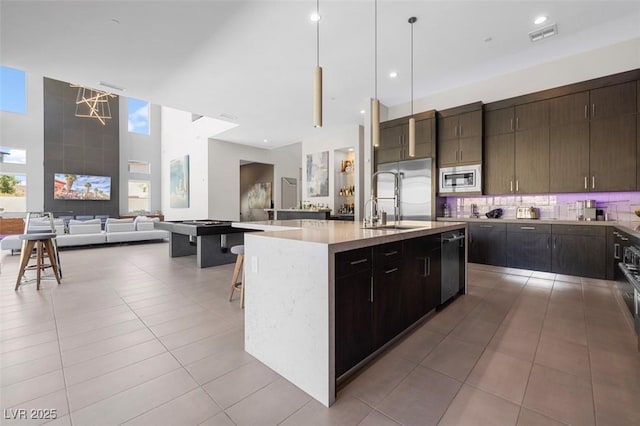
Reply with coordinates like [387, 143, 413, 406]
[438, 164, 482, 194]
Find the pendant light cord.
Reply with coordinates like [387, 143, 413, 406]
[410, 18, 414, 116]
[316, 0, 320, 67]
[374, 0, 378, 99]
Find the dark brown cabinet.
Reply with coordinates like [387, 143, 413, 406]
[376, 114, 435, 165]
[373, 260, 404, 350]
[468, 223, 507, 266]
[484, 100, 549, 194]
[403, 235, 441, 324]
[506, 224, 551, 272]
[437, 108, 482, 167]
[551, 225, 606, 279]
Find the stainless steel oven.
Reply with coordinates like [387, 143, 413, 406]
[619, 243, 640, 351]
[438, 164, 482, 194]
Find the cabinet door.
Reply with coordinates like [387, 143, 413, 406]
[380, 125, 404, 149]
[438, 138, 459, 166]
[469, 224, 506, 266]
[515, 100, 549, 131]
[458, 135, 482, 165]
[549, 92, 589, 126]
[552, 235, 606, 279]
[515, 127, 550, 194]
[376, 147, 402, 165]
[335, 269, 373, 377]
[507, 231, 551, 272]
[549, 123, 590, 193]
[459, 110, 483, 138]
[414, 118, 434, 159]
[403, 236, 441, 322]
[373, 263, 404, 350]
[484, 133, 515, 194]
[439, 116, 459, 140]
[485, 107, 514, 136]
[590, 81, 636, 120]
[590, 114, 637, 191]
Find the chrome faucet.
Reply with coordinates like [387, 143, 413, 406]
[364, 171, 400, 228]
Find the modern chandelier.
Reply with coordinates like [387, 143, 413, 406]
[71, 84, 115, 125]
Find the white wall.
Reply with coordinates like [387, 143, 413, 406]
[387, 38, 640, 119]
[119, 100, 162, 215]
[0, 71, 44, 212]
[160, 107, 210, 220]
[301, 125, 364, 219]
[207, 139, 301, 221]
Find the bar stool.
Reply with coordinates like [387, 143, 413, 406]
[228, 245, 245, 308]
[15, 233, 62, 290]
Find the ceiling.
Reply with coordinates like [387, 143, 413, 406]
[2, 1, 639, 148]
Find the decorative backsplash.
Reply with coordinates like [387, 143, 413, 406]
[444, 192, 640, 222]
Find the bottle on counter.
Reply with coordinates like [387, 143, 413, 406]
[443, 203, 451, 218]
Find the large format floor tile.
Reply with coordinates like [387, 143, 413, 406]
[1, 247, 638, 425]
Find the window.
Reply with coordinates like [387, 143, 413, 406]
[128, 98, 150, 135]
[0, 66, 26, 114]
[128, 160, 151, 174]
[0, 174, 27, 212]
[0, 146, 27, 164]
[128, 180, 150, 213]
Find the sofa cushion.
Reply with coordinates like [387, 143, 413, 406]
[28, 218, 65, 234]
[106, 222, 135, 233]
[69, 218, 101, 225]
[106, 218, 134, 224]
[136, 221, 156, 231]
[69, 222, 102, 235]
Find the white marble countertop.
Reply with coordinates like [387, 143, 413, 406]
[436, 217, 640, 238]
[233, 219, 467, 252]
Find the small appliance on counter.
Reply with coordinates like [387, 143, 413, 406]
[485, 208, 503, 219]
[516, 206, 539, 219]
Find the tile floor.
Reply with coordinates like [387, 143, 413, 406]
[1, 243, 639, 425]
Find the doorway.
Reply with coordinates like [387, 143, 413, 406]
[239, 162, 274, 221]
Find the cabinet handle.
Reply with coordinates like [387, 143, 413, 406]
[370, 276, 374, 302]
[455, 150, 458, 161]
[621, 237, 629, 241]
[385, 267, 399, 274]
[516, 180, 519, 192]
[384, 251, 398, 257]
[350, 258, 368, 265]
[592, 104, 596, 117]
[584, 105, 588, 119]
[584, 176, 588, 190]
[516, 117, 519, 130]
[520, 226, 536, 230]
[553, 237, 557, 249]
[546, 237, 550, 249]
[510, 118, 513, 131]
[614, 243, 621, 260]
[592, 176, 595, 189]
[459, 150, 462, 161]
[459, 125, 463, 136]
[454, 125, 458, 137]
[510, 181, 513, 192]
[421, 257, 430, 277]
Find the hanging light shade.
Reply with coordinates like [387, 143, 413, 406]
[371, 0, 380, 147]
[408, 16, 417, 157]
[313, 0, 322, 128]
[71, 84, 115, 125]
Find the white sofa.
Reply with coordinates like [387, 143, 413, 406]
[0, 216, 168, 252]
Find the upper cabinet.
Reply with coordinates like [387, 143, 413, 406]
[437, 104, 482, 167]
[376, 111, 435, 166]
[484, 100, 550, 195]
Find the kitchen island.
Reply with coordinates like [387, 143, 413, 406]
[232, 219, 467, 406]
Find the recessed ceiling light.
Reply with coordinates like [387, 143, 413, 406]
[263, 139, 269, 143]
[389, 71, 398, 78]
[534, 16, 547, 25]
[310, 12, 321, 22]
[360, 110, 366, 114]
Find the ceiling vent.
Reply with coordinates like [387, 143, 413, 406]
[529, 23, 558, 42]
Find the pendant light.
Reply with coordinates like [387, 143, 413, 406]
[313, 0, 322, 128]
[408, 16, 417, 157]
[371, 0, 380, 147]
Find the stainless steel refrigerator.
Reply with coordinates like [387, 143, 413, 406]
[376, 158, 432, 221]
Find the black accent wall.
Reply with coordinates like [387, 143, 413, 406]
[43, 77, 119, 217]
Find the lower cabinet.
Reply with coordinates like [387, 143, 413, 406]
[506, 224, 551, 271]
[335, 233, 452, 378]
[551, 225, 606, 279]
[469, 223, 507, 266]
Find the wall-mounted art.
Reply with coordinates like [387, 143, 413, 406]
[306, 151, 329, 197]
[248, 182, 272, 209]
[170, 155, 190, 208]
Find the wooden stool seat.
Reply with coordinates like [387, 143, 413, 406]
[229, 245, 245, 308]
[15, 233, 61, 290]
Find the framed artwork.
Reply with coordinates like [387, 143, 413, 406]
[248, 182, 272, 209]
[306, 151, 329, 197]
[170, 155, 190, 208]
